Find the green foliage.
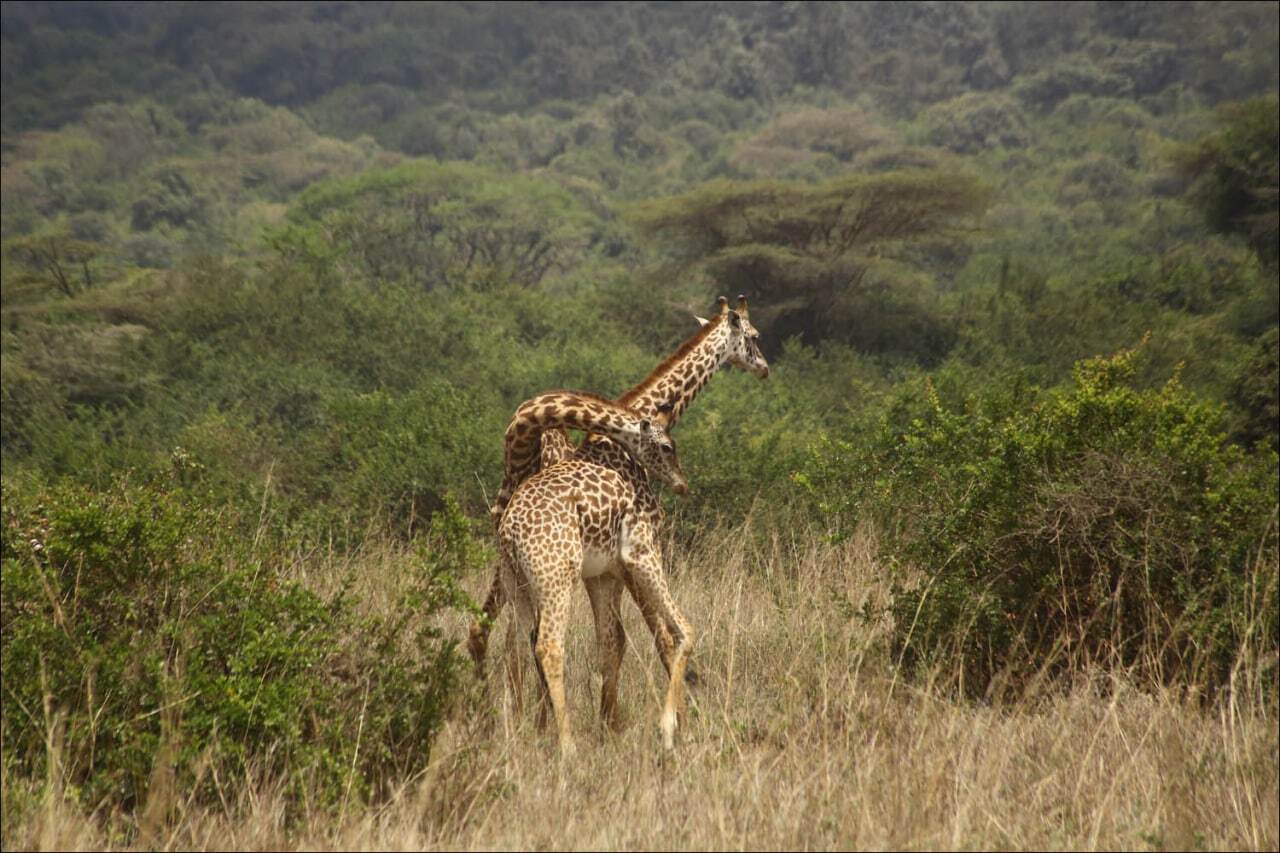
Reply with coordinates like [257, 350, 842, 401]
[1230, 327, 1280, 452]
[0, 1, 1277, 832]
[129, 166, 208, 231]
[272, 161, 601, 291]
[1013, 59, 1133, 112]
[920, 92, 1032, 154]
[729, 106, 900, 178]
[3, 231, 110, 298]
[288, 383, 497, 537]
[0, 472, 479, 814]
[802, 343, 1279, 694]
[1175, 94, 1280, 266]
[631, 170, 990, 362]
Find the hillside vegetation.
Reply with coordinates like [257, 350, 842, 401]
[2, 2, 1276, 849]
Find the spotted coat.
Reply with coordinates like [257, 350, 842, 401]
[470, 297, 769, 750]
[490, 390, 685, 531]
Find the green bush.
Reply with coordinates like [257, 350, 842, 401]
[919, 92, 1032, 154]
[287, 382, 498, 537]
[270, 160, 601, 292]
[802, 341, 1278, 695]
[0, 470, 479, 816]
[129, 166, 208, 231]
[1174, 94, 1279, 267]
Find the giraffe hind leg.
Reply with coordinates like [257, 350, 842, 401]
[508, 539, 578, 752]
[500, 553, 533, 721]
[585, 574, 627, 732]
[529, 620, 552, 731]
[532, 590, 574, 753]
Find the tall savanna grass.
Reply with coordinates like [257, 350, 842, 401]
[5, 518, 1276, 851]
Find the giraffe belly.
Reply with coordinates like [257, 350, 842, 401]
[580, 545, 618, 579]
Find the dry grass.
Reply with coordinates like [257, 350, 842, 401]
[5, 524, 1277, 851]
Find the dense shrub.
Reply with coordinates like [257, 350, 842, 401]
[289, 382, 498, 536]
[129, 166, 208, 231]
[1174, 94, 1280, 267]
[802, 342, 1279, 695]
[629, 170, 990, 359]
[0, 470, 479, 816]
[1013, 60, 1134, 112]
[920, 92, 1031, 154]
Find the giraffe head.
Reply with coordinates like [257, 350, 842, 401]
[698, 294, 769, 379]
[624, 407, 689, 497]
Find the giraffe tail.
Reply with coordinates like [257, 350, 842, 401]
[467, 559, 507, 676]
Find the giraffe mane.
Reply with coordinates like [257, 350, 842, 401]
[617, 313, 726, 408]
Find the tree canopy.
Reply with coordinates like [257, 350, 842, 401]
[631, 171, 991, 361]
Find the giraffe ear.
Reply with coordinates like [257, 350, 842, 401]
[654, 403, 674, 428]
[639, 419, 652, 432]
[694, 316, 709, 327]
[728, 309, 742, 328]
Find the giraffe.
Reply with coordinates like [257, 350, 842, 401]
[470, 295, 769, 744]
[489, 390, 685, 535]
[497, 422, 689, 752]
[470, 295, 768, 673]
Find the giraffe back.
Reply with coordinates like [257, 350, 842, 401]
[491, 391, 684, 529]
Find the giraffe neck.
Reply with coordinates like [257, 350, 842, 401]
[493, 391, 651, 527]
[618, 315, 731, 428]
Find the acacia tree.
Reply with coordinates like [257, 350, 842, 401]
[629, 170, 990, 362]
[4, 231, 107, 298]
[272, 161, 599, 292]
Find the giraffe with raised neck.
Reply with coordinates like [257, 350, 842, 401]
[471, 296, 769, 745]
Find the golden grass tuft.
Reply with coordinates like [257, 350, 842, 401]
[4, 523, 1277, 850]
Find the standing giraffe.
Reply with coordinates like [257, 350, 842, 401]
[498, 409, 689, 752]
[470, 296, 768, 671]
[470, 296, 769, 742]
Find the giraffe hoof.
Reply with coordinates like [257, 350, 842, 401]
[660, 711, 677, 750]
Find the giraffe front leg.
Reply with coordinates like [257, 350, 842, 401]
[585, 574, 627, 732]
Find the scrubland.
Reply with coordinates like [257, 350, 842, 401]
[3, 4, 1277, 851]
[7, 525, 1275, 851]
